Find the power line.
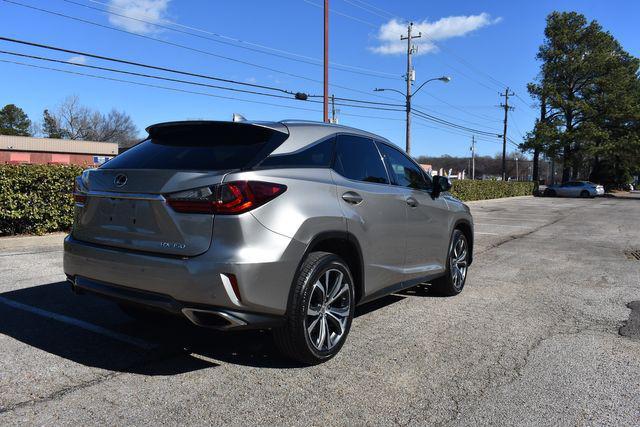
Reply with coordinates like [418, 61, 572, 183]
[0, 36, 297, 95]
[411, 117, 504, 145]
[302, 0, 379, 28]
[1, 0, 326, 85]
[346, 0, 397, 19]
[0, 52, 404, 113]
[2, 0, 397, 101]
[309, 94, 404, 108]
[60, 0, 401, 81]
[0, 58, 325, 113]
[0, 50, 300, 101]
[412, 108, 501, 137]
[340, 0, 396, 20]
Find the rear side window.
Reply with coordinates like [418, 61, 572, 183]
[102, 123, 287, 170]
[259, 138, 334, 168]
[378, 143, 430, 190]
[333, 135, 388, 184]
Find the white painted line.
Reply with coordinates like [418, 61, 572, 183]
[472, 217, 549, 222]
[0, 296, 156, 350]
[475, 223, 533, 228]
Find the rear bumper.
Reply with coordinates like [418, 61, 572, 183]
[67, 275, 283, 330]
[63, 225, 306, 319]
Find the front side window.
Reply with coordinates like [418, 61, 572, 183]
[333, 135, 388, 184]
[378, 143, 430, 190]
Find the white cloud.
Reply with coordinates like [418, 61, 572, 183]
[370, 14, 501, 56]
[107, 0, 170, 34]
[67, 55, 87, 64]
[245, 77, 257, 84]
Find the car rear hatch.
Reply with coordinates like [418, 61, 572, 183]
[72, 121, 288, 257]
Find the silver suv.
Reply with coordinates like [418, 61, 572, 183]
[64, 120, 473, 364]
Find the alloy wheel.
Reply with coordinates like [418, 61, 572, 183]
[450, 235, 468, 290]
[305, 268, 351, 351]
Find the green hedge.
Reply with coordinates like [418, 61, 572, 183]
[0, 165, 537, 236]
[450, 180, 536, 202]
[0, 164, 82, 235]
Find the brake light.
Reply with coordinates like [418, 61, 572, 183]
[166, 181, 286, 214]
[73, 193, 87, 204]
[73, 177, 87, 205]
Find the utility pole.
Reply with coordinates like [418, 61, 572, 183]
[323, 0, 329, 123]
[515, 157, 519, 181]
[330, 94, 337, 124]
[401, 23, 421, 154]
[470, 135, 476, 180]
[499, 87, 515, 180]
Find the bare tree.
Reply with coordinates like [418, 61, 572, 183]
[50, 96, 139, 145]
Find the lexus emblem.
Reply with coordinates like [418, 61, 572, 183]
[114, 174, 128, 187]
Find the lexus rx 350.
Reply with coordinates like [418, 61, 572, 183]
[64, 120, 474, 364]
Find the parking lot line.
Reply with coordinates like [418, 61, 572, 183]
[0, 296, 156, 350]
[474, 223, 533, 228]
[472, 217, 549, 222]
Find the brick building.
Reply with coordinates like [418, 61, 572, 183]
[0, 135, 117, 166]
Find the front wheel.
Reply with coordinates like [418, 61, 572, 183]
[580, 190, 590, 198]
[431, 229, 469, 296]
[274, 251, 355, 364]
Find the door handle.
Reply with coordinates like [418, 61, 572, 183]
[406, 196, 419, 207]
[341, 191, 363, 205]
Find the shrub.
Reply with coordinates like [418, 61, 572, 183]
[450, 180, 536, 202]
[0, 165, 537, 236]
[0, 164, 82, 235]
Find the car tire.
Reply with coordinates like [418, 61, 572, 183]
[431, 229, 469, 296]
[545, 189, 557, 197]
[580, 190, 590, 198]
[274, 251, 355, 365]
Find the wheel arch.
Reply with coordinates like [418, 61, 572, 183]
[301, 231, 365, 304]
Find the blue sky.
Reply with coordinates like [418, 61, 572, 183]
[1, 0, 639, 157]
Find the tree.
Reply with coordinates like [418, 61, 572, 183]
[0, 104, 31, 136]
[49, 96, 139, 145]
[42, 109, 63, 139]
[526, 12, 640, 186]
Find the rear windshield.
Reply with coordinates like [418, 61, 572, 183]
[103, 123, 287, 170]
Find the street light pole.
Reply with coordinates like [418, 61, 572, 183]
[374, 75, 450, 154]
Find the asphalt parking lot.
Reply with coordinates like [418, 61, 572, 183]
[1, 195, 639, 425]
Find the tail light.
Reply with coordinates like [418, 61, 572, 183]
[166, 181, 287, 214]
[73, 176, 87, 205]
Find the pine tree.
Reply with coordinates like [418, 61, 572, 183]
[0, 104, 31, 136]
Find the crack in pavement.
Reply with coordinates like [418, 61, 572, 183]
[0, 347, 190, 416]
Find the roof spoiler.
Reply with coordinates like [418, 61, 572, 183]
[145, 120, 289, 139]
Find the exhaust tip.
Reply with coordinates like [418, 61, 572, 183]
[67, 276, 84, 295]
[181, 308, 246, 329]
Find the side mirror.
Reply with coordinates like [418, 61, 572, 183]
[432, 175, 451, 197]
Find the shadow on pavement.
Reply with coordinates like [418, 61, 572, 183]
[0, 280, 436, 373]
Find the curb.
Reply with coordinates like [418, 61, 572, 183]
[465, 195, 534, 205]
[0, 232, 67, 250]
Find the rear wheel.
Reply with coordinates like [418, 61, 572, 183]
[274, 251, 355, 364]
[431, 229, 469, 296]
